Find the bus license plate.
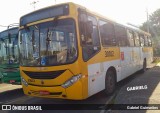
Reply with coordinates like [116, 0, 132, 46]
[10, 80, 15, 83]
[39, 91, 50, 95]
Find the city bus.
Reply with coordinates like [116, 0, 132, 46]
[0, 27, 21, 84]
[19, 2, 153, 100]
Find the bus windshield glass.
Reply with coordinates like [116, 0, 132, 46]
[0, 35, 19, 65]
[19, 18, 77, 66]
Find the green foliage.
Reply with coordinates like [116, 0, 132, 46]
[140, 9, 160, 37]
[140, 8, 160, 56]
[149, 9, 160, 37]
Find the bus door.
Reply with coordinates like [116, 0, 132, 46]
[120, 47, 133, 79]
[132, 32, 141, 72]
[79, 9, 102, 96]
[120, 30, 136, 78]
[116, 26, 132, 79]
[138, 35, 145, 69]
[132, 47, 141, 72]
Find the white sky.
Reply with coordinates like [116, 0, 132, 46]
[0, 0, 159, 32]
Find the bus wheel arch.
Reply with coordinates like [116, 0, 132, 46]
[104, 66, 117, 95]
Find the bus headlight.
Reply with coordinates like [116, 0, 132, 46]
[21, 77, 28, 87]
[61, 74, 82, 88]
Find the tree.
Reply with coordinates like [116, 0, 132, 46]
[140, 8, 160, 56]
[140, 8, 160, 37]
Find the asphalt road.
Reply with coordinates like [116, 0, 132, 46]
[0, 65, 159, 113]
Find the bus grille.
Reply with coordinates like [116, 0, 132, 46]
[23, 70, 66, 79]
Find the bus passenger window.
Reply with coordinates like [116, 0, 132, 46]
[127, 30, 134, 46]
[115, 25, 128, 46]
[78, 11, 88, 44]
[134, 32, 140, 46]
[139, 35, 145, 47]
[144, 35, 149, 46]
[87, 16, 100, 46]
[148, 36, 152, 47]
[99, 20, 116, 46]
[78, 10, 100, 61]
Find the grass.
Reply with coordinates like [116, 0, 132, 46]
[153, 58, 160, 64]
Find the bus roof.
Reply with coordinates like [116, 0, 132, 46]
[0, 27, 18, 38]
[20, 3, 69, 26]
[20, 2, 150, 36]
[73, 3, 151, 36]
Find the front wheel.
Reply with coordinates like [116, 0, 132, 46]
[105, 70, 116, 95]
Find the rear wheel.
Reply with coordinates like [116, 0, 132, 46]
[105, 70, 116, 95]
[141, 59, 147, 73]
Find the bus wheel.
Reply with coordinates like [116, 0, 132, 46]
[105, 70, 116, 95]
[141, 59, 147, 73]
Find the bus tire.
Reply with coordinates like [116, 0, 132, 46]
[105, 70, 116, 95]
[141, 59, 147, 73]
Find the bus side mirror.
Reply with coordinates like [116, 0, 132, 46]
[86, 21, 93, 36]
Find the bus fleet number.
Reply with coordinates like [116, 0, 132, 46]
[105, 51, 114, 57]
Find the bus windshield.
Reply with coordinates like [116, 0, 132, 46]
[0, 35, 19, 65]
[19, 18, 77, 66]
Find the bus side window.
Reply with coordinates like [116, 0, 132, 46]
[148, 36, 152, 47]
[99, 20, 116, 46]
[134, 32, 140, 47]
[78, 9, 100, 61]
[87, 15, 100, 46]
[127, 30, 135, 47]
[78, 11, 88, 44]
[115, 25, 128, 46]
[144, 35, 149, 47]
[139, 35, 145, 47]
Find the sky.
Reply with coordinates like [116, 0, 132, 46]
[0, 0, 159, 32]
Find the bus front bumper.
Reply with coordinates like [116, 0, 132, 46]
[22, 80, 84, 100]
[1, 72, 21, 84]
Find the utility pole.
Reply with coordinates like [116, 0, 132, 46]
[146, 7, 150, 33]
[146, 0, 150, 33]
[30, 1, 39, 10]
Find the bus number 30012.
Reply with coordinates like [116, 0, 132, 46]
[105, 51, 114, 57]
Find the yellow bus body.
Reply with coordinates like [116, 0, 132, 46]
[19, 2, 153, 100]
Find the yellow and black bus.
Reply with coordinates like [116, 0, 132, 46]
[19, 2, 153, 100]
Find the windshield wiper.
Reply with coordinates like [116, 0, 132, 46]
[45, 16, 60, 55]
[45, 28, 51, 55]
[32, 30, 35, 52]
